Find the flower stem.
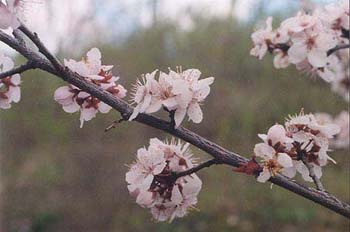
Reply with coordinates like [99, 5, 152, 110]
[301, 156, 325, 191]
[173, 159, 221, 179]
[327, 44, 350, 56]
[0, 61, 37, 79]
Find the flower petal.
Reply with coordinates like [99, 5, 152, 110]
[98, 101, 112, 113]
[174, 108, 186, 128]
[257, 169, 271, 183]
[62, 102, 80, 113]
[288, 43, 307, 64]
[307, 49, 327, 67]
[187, 102, 203, 123]
[277, 153, 293, 168]
[254, 143, 275, 160]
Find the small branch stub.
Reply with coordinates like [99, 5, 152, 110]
[105, 118, 125, 132]
[172, 158, 220, 180]
[0, 61, 37, 79]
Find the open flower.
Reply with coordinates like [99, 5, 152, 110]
[129, 70, 162, 121]
[0, 0, 21, 29]
[280, 11, 317, 33]
[254, 143, 293, 182]
[253, 110, 340, 183]
[0, 53, 21, 109]
[254, 124, 295, 182]
[273, 51, 290, 69]
[54, 48, 126, 127]
[250, 17, 274, 59]
[250, 4, 349, 85]
[169, 68, 214, 126]
[315, 111, 350, 149]
[129, 68, 214, 127]
[332, 111, 349, 149]
[258, 124, 293, 146]
[288, 28, 337, 67]
[284, 111, 340, 181]
[126, 138, 202, 222]
[321, 0, 349, 32]
[286, 112, 340, 139]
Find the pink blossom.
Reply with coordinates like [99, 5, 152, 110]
[250, 4, 349, 85]
[129, 68, 214, 127]
[126, 138, 202, 222]
[332, 111, 349, 149]
[288, 29, 337, 67]
[254, 141, 293, 182]
[273, 52, 290, 69]
[54, 48, 126, 127]
[258, 124, 293, 146]
[283, 111, 340, 181]
[0, 53, 21, 109]
[254, 110, 341, 183]
[280, 11, 317, 33]
[129, 70, 162, 121]
[0, 0, 21, 29]
[322, 0, 349, 31]
[250, 17, 274, 59]
[315, 111, 350, 149]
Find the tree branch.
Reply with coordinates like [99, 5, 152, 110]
[0, 61, 37, 79]
[0, 28, 349, 218]
[18, 24, 63, 72]
[327, 44, 350, 56]
[173, 159, 221, 179]
[301, 156, 325, 191]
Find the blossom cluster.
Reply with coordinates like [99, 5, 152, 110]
[315, 111, 349, 149]
[0, 0, 21, 29]
[129, 67, 214, 127]
[54, 48, 127, 127]
[126, 138, 202, 222]
[250, 0, 349, 100]
[0, 52, 21, 109]
[253, 111, 340, 183]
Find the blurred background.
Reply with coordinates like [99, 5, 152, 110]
[0, 0, 349, 231]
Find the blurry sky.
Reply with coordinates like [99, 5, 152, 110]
[0, 0, 337, 54]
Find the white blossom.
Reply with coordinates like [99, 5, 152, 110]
[250, 3, 349, 85]
[54, 48, 126, 127]
[321, 0, 349, 32]
[254, 111, 340, 183]
[129, 68, 214, 127]
[126, 138, 202, 222]
[0, 0, 21, 29]
[315, 111, 350, 149]
[0, 52, 21, 109]
[250, 17, 274, 59]
[254, 124, 294, 183]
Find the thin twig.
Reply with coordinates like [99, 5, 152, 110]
[169, 110, 176, 128]
[0, 61, 37, 79]
[0, 28, 349, 218]
[327, 44, 350, 56]
[12, 30, 25, 46]
[301, 156, 325, 191]
[341, 28, 349, 39]
[173, 159, 221, 179]
[105, 118, 125, 132]
[18, 24, 63, 72]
